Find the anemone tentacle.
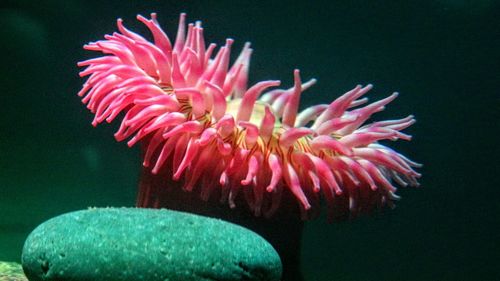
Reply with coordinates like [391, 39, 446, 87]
[78, 13, 421, 220]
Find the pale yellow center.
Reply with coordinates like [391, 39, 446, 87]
[226, 98, 281, 128]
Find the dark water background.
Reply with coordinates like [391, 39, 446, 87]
[1, 0, 498, 280]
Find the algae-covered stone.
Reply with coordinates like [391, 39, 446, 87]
[0, 261, 28, 281]
[22, 208, 281, 281]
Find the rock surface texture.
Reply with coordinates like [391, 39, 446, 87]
[22, 208, 282, 281]
[0, 261, 28, 281]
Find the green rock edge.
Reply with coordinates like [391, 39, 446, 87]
[0, 262, 28, 281]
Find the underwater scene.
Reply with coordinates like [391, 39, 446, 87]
[1, 1, 498, 280]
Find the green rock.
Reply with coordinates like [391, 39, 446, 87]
[0, 261, 28, 281]
[22, 208, 282, 281]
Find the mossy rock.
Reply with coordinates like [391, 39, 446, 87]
[0, 261, 28, 281]
[22, 207, 282, 281]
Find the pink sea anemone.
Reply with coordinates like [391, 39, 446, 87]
[77, 13, 421, 221]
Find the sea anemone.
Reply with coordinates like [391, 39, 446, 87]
[77, 13, 421, 221]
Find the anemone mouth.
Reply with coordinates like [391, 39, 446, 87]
[226, 99, 274, 126]
[77, 13, 421, 221]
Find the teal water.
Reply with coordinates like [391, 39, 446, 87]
[1, 1, 498, 280]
